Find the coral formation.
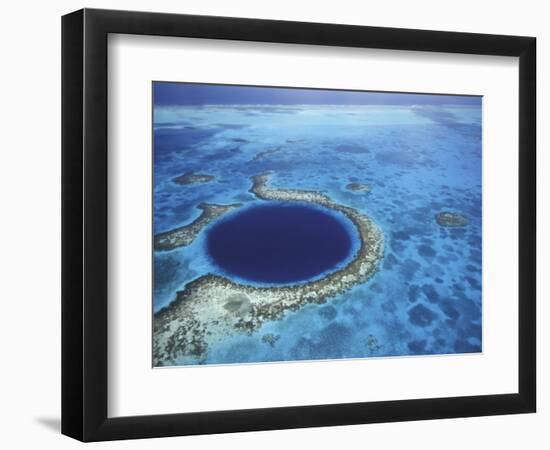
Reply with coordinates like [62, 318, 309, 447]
[154, 203, 242, 251]
[173, 172, 215, 185]
[153, 173, 384, 366]
[346, 182, 371, 193]
[435, 211, 469, 227]
[262, 333, 280, 347]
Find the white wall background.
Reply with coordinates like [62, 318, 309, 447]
[0, 0, 545, 448]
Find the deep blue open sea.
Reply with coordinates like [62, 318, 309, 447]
[153, 89, 482, 365]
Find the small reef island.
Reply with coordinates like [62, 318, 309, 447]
[155, 203, 242, 251]
[172, 171, 216, 185]
[435, 211, 469, 227]
[153, 173, 384, 366]
[346, 182, 371, 193]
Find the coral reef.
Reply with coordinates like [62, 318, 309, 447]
[365, 334, 382, 353]
[346, 182, 371, 193]
[154, 203, 242, 251]
[250, 147, 282, 162]
[153, 173, 384, 366]
[435, 211, 469, 227]
[172, 172, 215, 185]
[262, 333, 280, 347]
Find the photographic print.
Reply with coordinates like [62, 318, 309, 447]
[152, 82, 482, 367]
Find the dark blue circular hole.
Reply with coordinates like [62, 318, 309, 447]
[206, 202, 354, 284]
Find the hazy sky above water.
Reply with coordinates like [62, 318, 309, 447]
[153, 82, 482, 107]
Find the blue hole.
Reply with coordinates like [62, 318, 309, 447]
[206, 202, 354, 284]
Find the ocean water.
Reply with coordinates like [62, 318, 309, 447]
[153, 99, 482, 364]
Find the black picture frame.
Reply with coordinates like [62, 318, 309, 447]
[62, 8, 536, 442]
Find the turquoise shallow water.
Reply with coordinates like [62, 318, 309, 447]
[153, 101, 482, 364]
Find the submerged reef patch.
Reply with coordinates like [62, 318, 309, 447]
[153, 173, 384, 366]
[261, 333, 280, 347]
[365, 334, 382, 353]
[346, 182, 371, 193]
[435, 211, 469, 227]
[408, 304, 437, 327]
[172, 171, 215, 185]
[250, 147, 282, 162]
